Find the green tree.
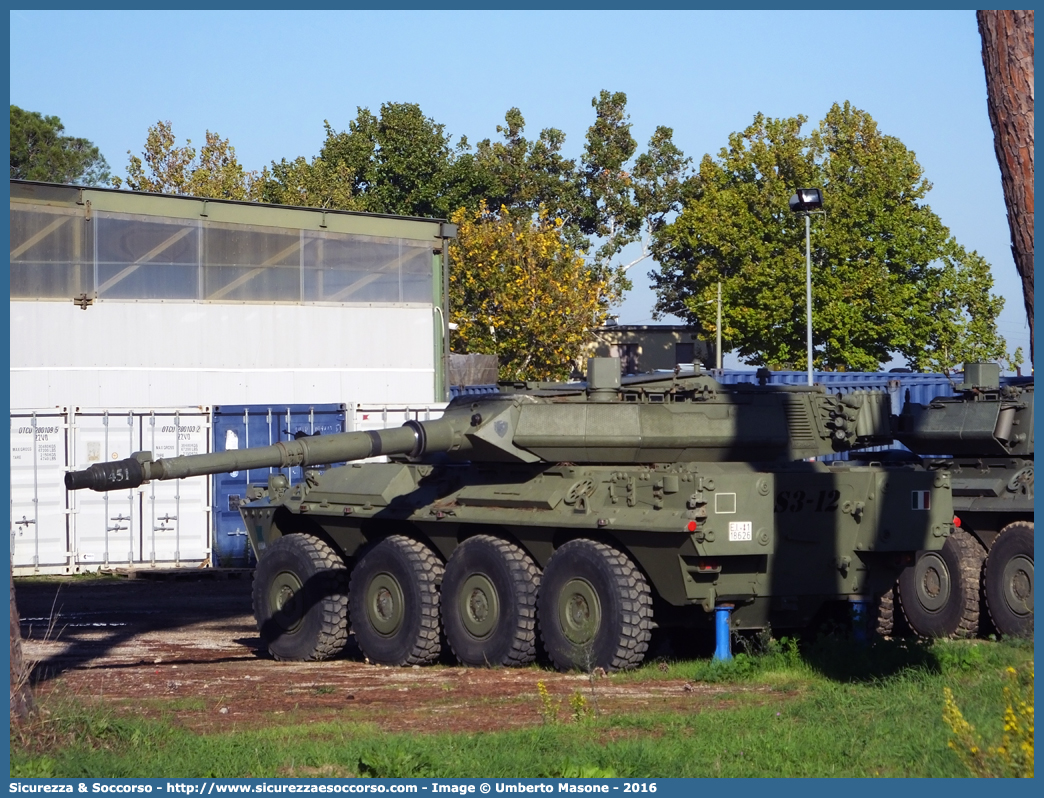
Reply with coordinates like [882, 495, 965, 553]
[10, 105, 110, 185]
[469, 108, 581, 236]
[113, 120, 261, 201]
[464, 93, 691, 321]
[651, 102, 1009, 372]
[569, 92, 692, 304]
[262, 149, 359, 210]
[448, 202, 617, 381]
[264, 104, 468, 218]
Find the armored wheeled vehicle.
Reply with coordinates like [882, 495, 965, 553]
[889, 363, 1033, 639]
[66, 359, 955, 671]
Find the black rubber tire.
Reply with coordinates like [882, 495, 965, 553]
[348, 535, 444, 666]
[537, 539, 652, 672]
[442, 535, 541, 667]
[898, 529, 985, 638]
[984, 521, 1034, 638]
[252, 533, 349, 661]
[874, 583, 911, 638]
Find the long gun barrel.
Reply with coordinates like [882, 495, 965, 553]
[65, 417, 462, 492]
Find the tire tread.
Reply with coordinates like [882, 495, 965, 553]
[539, 539, 652, 672]
[984, 520, 1034, 638]
[447, 535, 541, 667]
[348, 534, 444, 666]
[251, 533, 349, 662]
[899, 528, 985, 639]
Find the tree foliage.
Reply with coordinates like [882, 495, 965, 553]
[10, 105, 110, 186]
[448, 202, 616, 381]
[469, 108, 581, 240]
[651, 103, 1009, 372]
[263, 105, 467, 217]
[113, 120, 261, 201]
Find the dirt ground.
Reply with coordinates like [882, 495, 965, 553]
[15, 573, 788, 735]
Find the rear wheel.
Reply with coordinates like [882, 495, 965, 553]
[252, 534, 349, 661]
[538, 539, 651, 672]
[874, 583, 911, 638]
[442, 535, 541, 667]
[349, 535, 443, 666]
[985, 521, 1034, 637]
[898, 529, 985, 638]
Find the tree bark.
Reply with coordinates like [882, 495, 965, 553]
[977, 10, 1035, 360]
[10, 571, 34, 721]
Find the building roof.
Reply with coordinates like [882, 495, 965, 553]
[10, 179, 451, 242]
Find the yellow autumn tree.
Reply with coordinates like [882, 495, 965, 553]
[113, 121, 262, 201]
[449, 203, 617, 381]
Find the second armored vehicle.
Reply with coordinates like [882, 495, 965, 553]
[67, 359, 955, 670]
[891, 363, 1033, 638]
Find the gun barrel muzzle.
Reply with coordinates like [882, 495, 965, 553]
[65, 458, 146, 492]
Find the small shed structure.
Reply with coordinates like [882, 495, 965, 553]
[590, 324, 713, 374]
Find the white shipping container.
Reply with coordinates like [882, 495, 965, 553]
[10, 410, 71, 574]
[140, 411, 211, 566]
[68, 408, 211, 570]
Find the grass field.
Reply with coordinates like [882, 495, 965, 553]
[10, 633, 1033, 779]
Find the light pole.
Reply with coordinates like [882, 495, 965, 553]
[716, 281, 722, 370]
[789, 188, 824, 386]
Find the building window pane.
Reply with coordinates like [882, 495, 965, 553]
[204, 222, 301, 302]
[303, 232, 426, 304]
[95, 213, 199, 300]
[10, 206, 92, 298]
[610, 343, 641, 375]
[401, 241, 434, 303]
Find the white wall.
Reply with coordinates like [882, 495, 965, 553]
[10, 301, 438, 408]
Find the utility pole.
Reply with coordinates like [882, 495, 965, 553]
[716, 281, 722, 370]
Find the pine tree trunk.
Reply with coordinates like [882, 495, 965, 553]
[10, 572, 34, 721]
[977, 10, 1035, 360]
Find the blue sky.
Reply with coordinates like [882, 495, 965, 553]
[9, 9, 1031, 368]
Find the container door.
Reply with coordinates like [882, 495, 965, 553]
[210, 404, 347, 567]
[69, 411, 140, 568]
[141, 411, 211, 566]
[211, 407, 276, 567]
[10, 411, 71, 573]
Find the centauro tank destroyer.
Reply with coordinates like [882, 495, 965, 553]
[890, 362, 1033, 639]
[66, 359, 955, 671]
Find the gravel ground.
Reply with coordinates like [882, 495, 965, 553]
[14, 574, 786, 734]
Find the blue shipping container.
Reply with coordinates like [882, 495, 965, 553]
[211, 404, 347, 567]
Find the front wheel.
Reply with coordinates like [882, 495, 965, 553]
[898, 529, 985, 638]
[252, 534, 349, 661]
[348, 535, 444, 666]
[985, 521, 1033, 637]
[537, 539, 651, 672]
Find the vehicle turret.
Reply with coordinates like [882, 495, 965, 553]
[896, 362, 1033, 457]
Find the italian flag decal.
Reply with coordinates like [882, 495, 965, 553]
[911, 490, 931, 510]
